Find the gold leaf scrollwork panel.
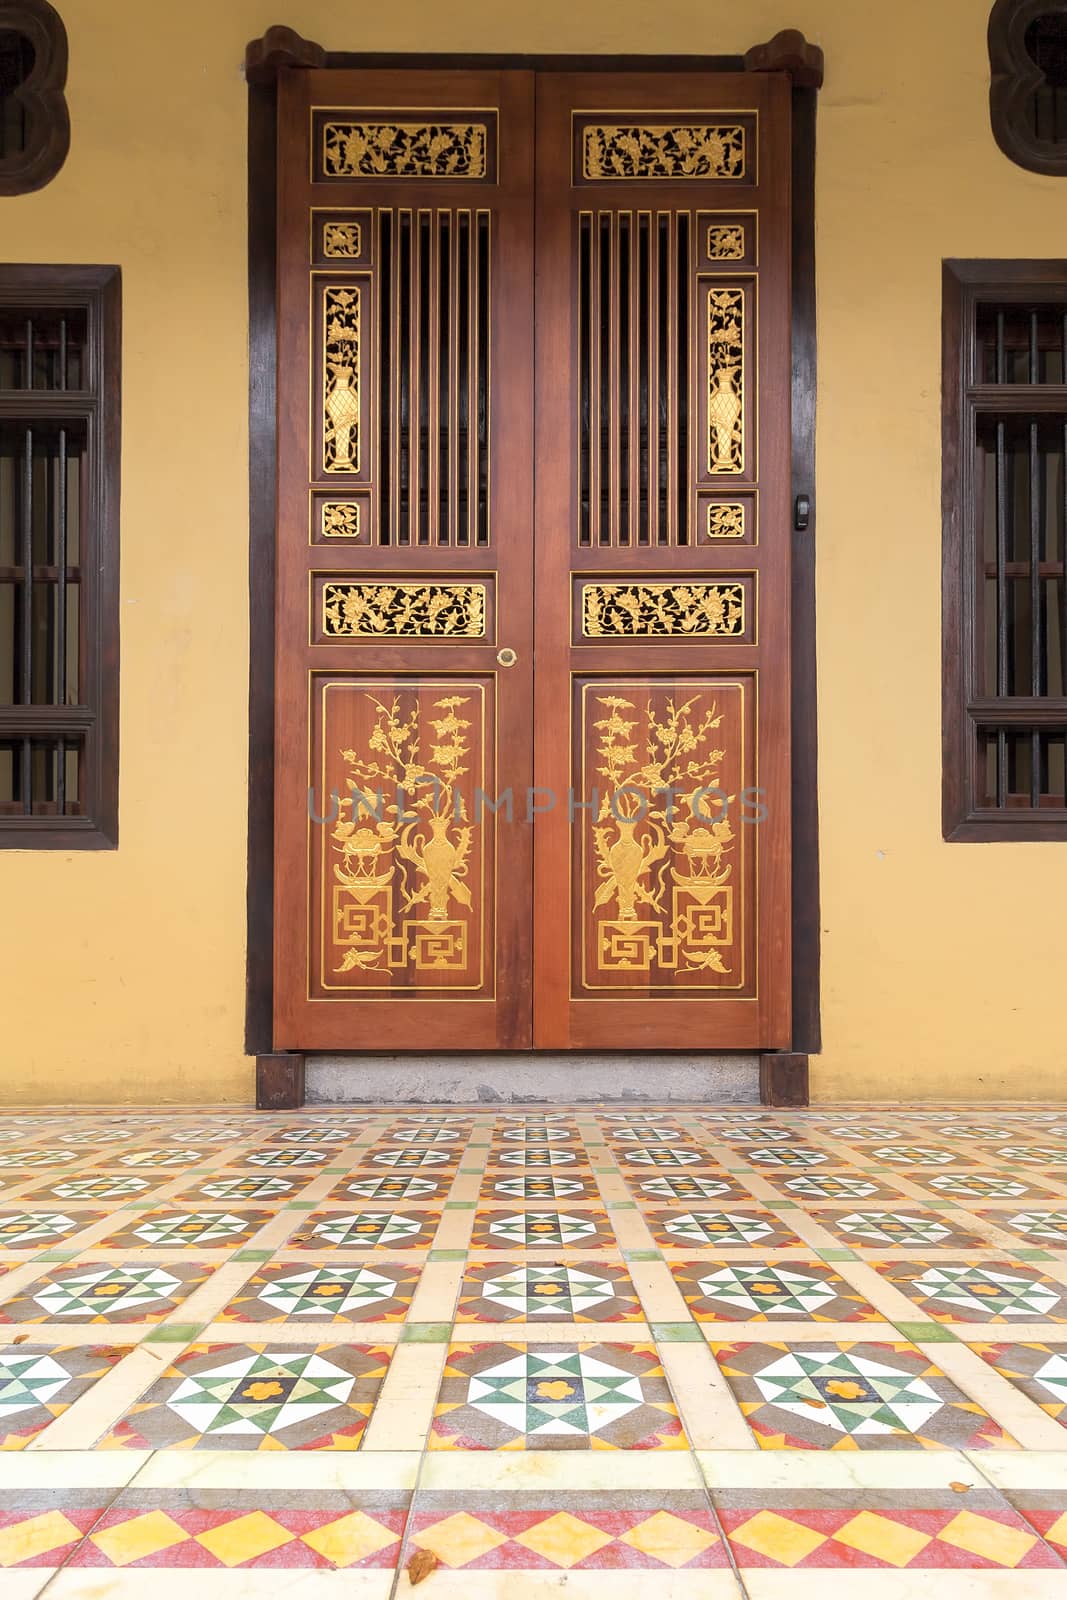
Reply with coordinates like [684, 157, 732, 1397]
[323, 286, 361, 474]
[322, 582, 487, 639]
[577, 682, 747, 993]
[582, 123, 745, 180]
[323, 222, 362, 258]
[582, 582, 744, 639]
[707, 224, 745, 260]
[322, 502, 362, 540]
[318, 683, 489, 995]
[707, 288, 744, 475]
[705, 503, 745, 540]
[323, 121, 488, 179]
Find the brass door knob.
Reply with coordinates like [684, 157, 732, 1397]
[496, 647, 518, 667]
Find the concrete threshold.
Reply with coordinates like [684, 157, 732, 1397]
[306, 1053, 760, 1104]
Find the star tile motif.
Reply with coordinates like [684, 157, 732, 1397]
[637, 1174, 752, 1204]
[605, 1126, 694, 1143]
[646, 1209, 803, 1248]
[36, 1176, 152, 1200]
[369, 1148, 456, 1169]
[926, 1172, 1054, 1199]
[982, 1209, 1067, 1244]
[108, 1343, 391, 1450]
[4, 1263, 208, 1324]
[390, 1127, 465, 1145]
[221, 1263, 419, 1322]
[976, 1341, 1067, 1424]
[488, 1173, 599, 1201]
[993, 1145, 1067, 1165]
[744, 1148, 829, 1168]
[621, 1147, 702, 1167]
[101, 1210, 270, 1249]
[770, 1174, 907, 1201]
[472, 1209, 616, 1250]
[117, 1149, 207, 1168]
[882, 1261, 1067, 1321]
[289, 1210, 436, 1250]
[672, 1260, 876, 1321]
[431, 1343, 686, 1450]
[457, 1262, 642, 1322]
[697, 1124, 795, 1142]
[331, 1174, 446, 1202]
[711, 1340, 1015, 1450]
[816, 1211, 985, 1249]
[494, 1126, 579, 1144]
[0, 1344, 126, 1448]
[265, 1125, 355, 1144]
[240, 1148, 333, 1168]
[187, 1176, 299, 1202]
[0, 1210, 97, 1248]
[492, 1148, 580, 1168]
[871, 1146, 966, 1166]
[0, 1149, 80, 1168]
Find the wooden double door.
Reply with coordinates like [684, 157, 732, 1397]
[273, 67, 793, 1052]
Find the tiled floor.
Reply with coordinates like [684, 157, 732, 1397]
[1, 1106, 1066, 1595]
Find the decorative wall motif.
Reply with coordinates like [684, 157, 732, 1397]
[582, 582, 744, 638]
[323, 222, 362, 258]
[321, 502, 362, 539]
[323, 287, 361, 474]
[582, 688, 740, 987]
[707, 224, 746, 260]
[323, 121, 488, 179]
[706, 503, 746, 540]
[582, 123, 745, 180]
[707, 289, 745, 474]
[323, 582, 486, 638]
[329, 692, 480, 980]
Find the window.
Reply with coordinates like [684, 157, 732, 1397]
[0, 266, 120, 847]
[0, 0, 70, 196]
[943, 261, 1067, 839]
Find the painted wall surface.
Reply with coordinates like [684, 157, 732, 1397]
[1, 0, 1064, 1103]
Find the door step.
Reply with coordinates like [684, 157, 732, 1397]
[306, 1053, 759, 1105]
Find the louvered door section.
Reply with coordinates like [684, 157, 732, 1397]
[533, 73, 793, 1048]
[273, 71, 535, 1049]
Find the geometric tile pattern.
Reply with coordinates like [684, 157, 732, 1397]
[3, 1100, 1067, 1579]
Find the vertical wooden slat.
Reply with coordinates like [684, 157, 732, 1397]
[676, 211, 690, 544]
[637, 210, 650, 546]
[20, 423, 32, 813]
[995, 312, 1008, 806]
[607, 211, 621, 546]
[410, 209, 424, 545]
[56, 425, 67, 815]
[388, 211, 402, 547]
[625, 210, 640, 548]
[665, 213, 678, 547]
[648, 210, 661, 546]
[466, 209, 478, 545]
[476, 212, 490, 546]
[447, 211, 461, 545]
[435, 211, 449, 545]
[578, 212, 591, 546]
[589, 210, 601, 547]
[599, 212, 612, 545]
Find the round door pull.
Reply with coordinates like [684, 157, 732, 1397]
[496, 647, 518, 667]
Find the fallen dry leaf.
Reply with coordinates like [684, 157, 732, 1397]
[407, 1549, 440, 1587]
[12, 1335, 28, 1346]
[949, 1481, 971, 1493]
[803, 1398, 827, 1408]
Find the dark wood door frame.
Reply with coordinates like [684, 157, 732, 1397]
[244, 27, 823, 1109]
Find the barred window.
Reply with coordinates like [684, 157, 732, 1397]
[943, 261, 1067, 839]
[0, 266, 120, 846]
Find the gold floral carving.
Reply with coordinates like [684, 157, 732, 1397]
[322, 502, 362, 539]
[323, 582, 486, 639]
[706, 503, 745, 540]
[590, 694, 736, 978]
[323, 121, 488, 179]
[323, 287, 361, 473]
[331, 695, 476, 975]
[582, 123, 745, 180]
[582, 582, 744, 638]
[323, 222, 362, 257]
[707, 288, 744, 474]
[707, 224, 745, 260]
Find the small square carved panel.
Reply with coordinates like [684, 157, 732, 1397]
[698, 212, 757, 269]
[311, 210, 373, 267]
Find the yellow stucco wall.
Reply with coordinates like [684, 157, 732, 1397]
[1, 0, 1063, 1103]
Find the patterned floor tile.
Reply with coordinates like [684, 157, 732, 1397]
[487, 1148, 587, 1170]
[975, 1341, 1067, 1425]
[977, 1209, 1067, 1245]
[18, 1175, 155, 1203]
[96, 1210, 272, 1249]
[618, 1146, 705, 1168]
[363, 1148, 460, 1171]
[812, 1211, 986, 1250]
[762, 1173, 911, 1203]
[0, 1262, 212, 1324]
[470, 1210, 617, 1251]
[115, 1149, 212, 1170]
[635, 1174, 755, 1206]
[456, 1262, 643, 1322]
[1012, 1498, 1067, 1562]
[670, 1261, 878, 1322]
[404, 1494, 726, 1570]
[741, 1148, 831, 1169]
[601, 1124, 694, 1145]
[0, 1149, 84, 1170]
[922, 1172, 1062, 1200]
[104, 1342, 392, 1450]
[430, 1342, 687, 1450]
[229, 1148, 335, 1170]
[483, 1173, 602, 1202]
[163, 1175, 310, 1205]
[328, 1174, 450, 1203]
[0, 1343, 127, 1447]
[0, 1492, 113, 1567]
[68, 1489, 410, 1569]
[878, 1261, 1067, 1321]
[287, 1211, 439, 1250]
[0, 1211, 103, 1249]
[717, 1491, 1061, 1569]
[219, 1263, 420, 1323]
[710, 1340, 1016, 1450]
[645, 1210, 803, 1249]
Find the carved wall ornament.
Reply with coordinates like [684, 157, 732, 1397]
[582, 123, 745, 180]
[323, 286, 361, 473]
[323, 581, 487, 638]
[707, 224, 746, 260]
[323, 222, 362, 258]
[582, 582, 744, 638]
[707, 289, 745, 474]
[323, 121, 488, 179]
[989, 0, 1067, 175]
[706, 503, 746, 540]
[321, 502, 361, 539]
[0, 0, 69, 196]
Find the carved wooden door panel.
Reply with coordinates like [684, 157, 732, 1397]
[273, 70, 535, 1048]
[532, 73, 793, 1048]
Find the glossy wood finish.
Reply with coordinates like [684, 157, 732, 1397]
[533, 73, 793, 1049]
[759, 1050, 809, 1105]
[272, 70, 535, 1049]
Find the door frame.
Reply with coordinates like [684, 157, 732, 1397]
[244, 29, 823, 1106]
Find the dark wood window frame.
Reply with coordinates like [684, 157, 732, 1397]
[989, 0, 1067, 177]
[0, 264, 121, 849]
[0, 0, 70, 196]
[244, 29, 822, 1107]
[943, 258, 1067, 841]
